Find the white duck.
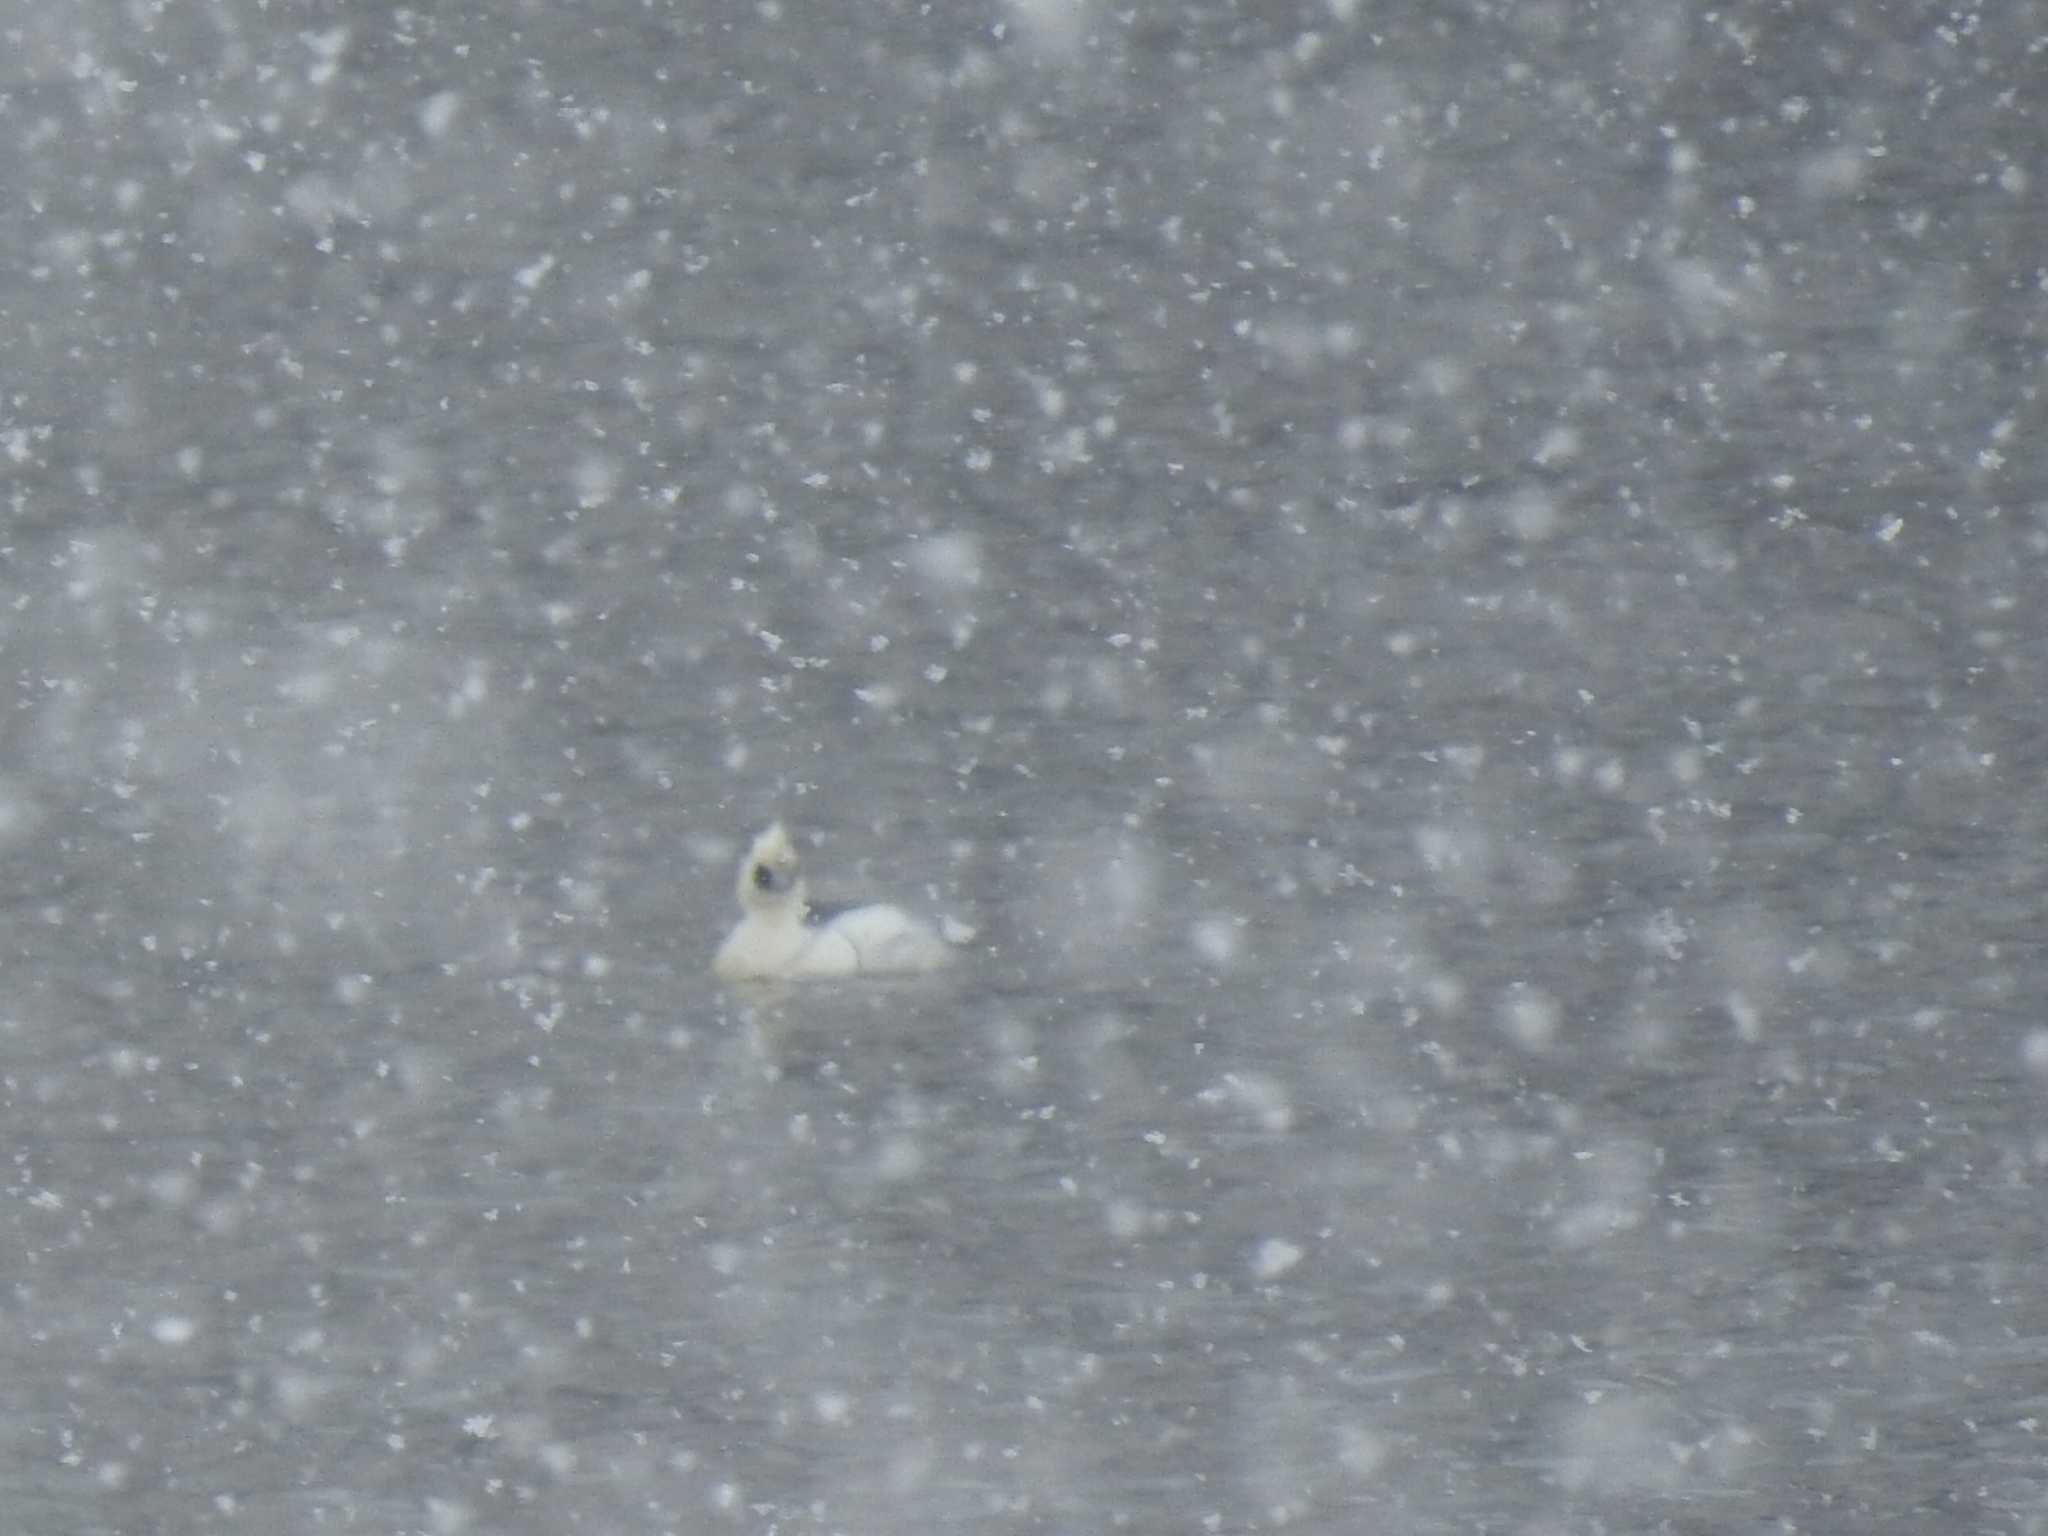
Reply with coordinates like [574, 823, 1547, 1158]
[712, 822, 953, 980]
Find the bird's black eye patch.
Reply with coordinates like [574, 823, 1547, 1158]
[754, 863, 788, 893]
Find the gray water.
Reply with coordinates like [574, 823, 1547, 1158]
[4, 3, 2045, 1532]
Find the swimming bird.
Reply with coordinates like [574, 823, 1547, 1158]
[712, 822, 953, 980]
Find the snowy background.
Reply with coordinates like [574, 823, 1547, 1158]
[3, 1, 2046, 1531]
